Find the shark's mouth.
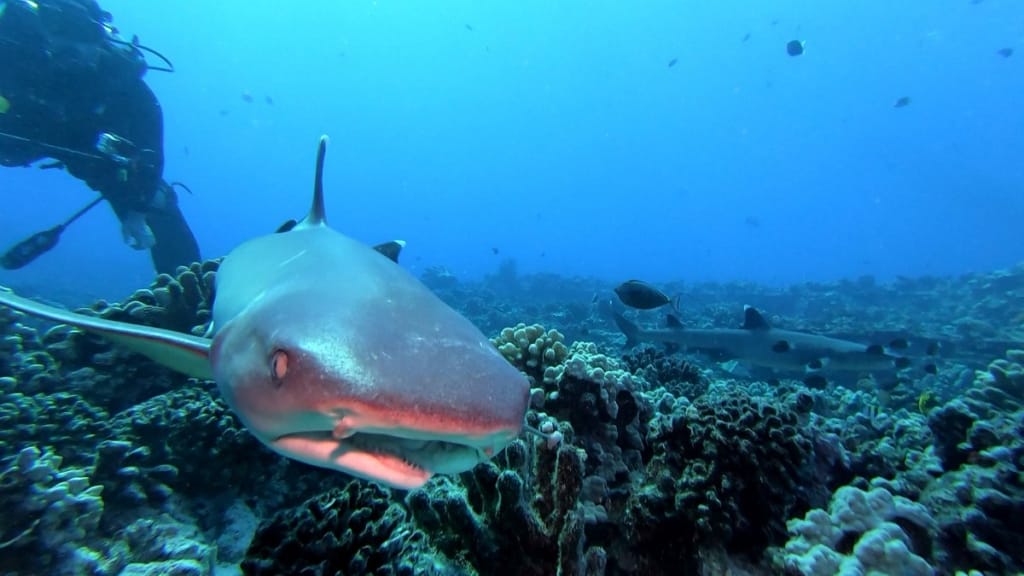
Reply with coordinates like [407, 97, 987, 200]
[272, 430, 487, 489]
[344, 431, 487, 473]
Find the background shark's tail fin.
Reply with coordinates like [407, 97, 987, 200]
[670, 294, 683, 316]
[613, 312, 641, 348]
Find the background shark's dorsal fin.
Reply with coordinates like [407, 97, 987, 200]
[666, 314, 684, 329]
[296, 135, 329, 230]
[742, 305, 771, 330]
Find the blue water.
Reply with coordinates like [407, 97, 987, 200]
[2, 0, 1021, 301]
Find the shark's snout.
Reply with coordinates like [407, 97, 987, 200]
[257, 395, 521, 488]
[211, 302, 529, 489]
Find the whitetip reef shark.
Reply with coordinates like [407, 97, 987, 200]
[614, 305, 929, 377]
[0, 136, 530, 490]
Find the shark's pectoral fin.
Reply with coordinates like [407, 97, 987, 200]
[0, 287, 213, 380]
[275, 219, 299, 233]
[806, 358, 827, 371]
[372, 240, 406, 263]
[100, 328, 213, 380]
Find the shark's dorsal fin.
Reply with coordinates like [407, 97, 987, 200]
[742, 305, 770, 330]
[295, 135, 329, 230]
[666, 314, 684, 329]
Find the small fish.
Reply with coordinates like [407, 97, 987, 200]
[0, 94, 9, 114]
[917, 390, 935, 414]
[668, 58, 678, 67]
[219, 109, 229, 117]
[786, 40, 805, 56]
[742, 32, 751, 42]
[491, 247, 499, 255]
[241, 91, 254, 103]
[614, 280, 678, 311]
[465, 24, 474, 32]
[131, 34, 140, 46]
[265, 95, 274, 105]
[893, 96, 911, 108]
[996, 47, 1014, 58]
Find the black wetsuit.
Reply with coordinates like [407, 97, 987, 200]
[0, 0, 200, 275]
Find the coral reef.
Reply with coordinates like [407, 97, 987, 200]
[242, 481, 446, 576]
[2, 257, 1024, 574]
[624, 387, 816, 571]
[620, 344, 708, 399]
[922, 399, 1024, 572]
[0, 446, 104, 567]
[781, 484, 935, 575]
[492, 322, 569, 386]
[407, 440, 605, 576]
[91, 439, 178, 508]
[1, 304, 184, 413]
[81, 260, 220, 337]
[108, 387, 259, 494]
[0, 379, 112, 468]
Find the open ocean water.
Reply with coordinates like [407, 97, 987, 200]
[0, 1, 1022, 575]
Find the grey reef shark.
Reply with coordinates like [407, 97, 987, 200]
[614, 305, 935, 382]
[0, 136, 530, 490]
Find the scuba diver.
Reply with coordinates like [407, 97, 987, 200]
[0, 0, 200, 275]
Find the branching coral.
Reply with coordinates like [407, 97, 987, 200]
[624, 389, 815, 571]
[407, 439, 606, 576]
[80, 259, 220, 337]
[492, 323, 569, 386]
[243, 481, 446, 576]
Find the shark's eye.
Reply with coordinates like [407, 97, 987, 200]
[271, 349, 289, 381]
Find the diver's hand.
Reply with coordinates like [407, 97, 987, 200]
[121, 211, 156, 250]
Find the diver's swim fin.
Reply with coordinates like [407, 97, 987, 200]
[0, 196, 105, 269]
